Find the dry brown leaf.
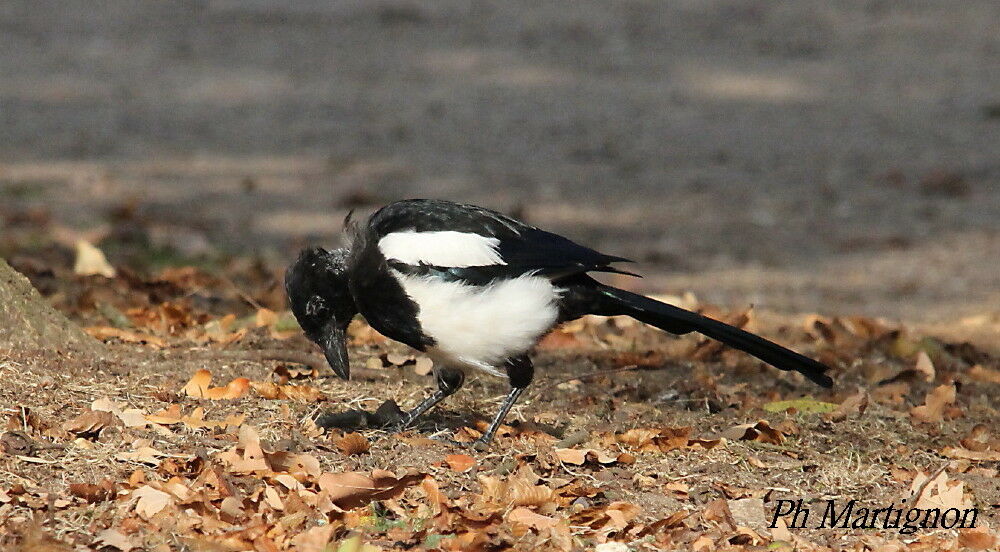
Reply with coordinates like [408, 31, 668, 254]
[728, 498, 768, 536]
[968, 364, 1000, 384]
[89, 397, 123, 413]
[413, 356, 434, 376]
[289, 524, 337, 552]
[118, 410, 149, 428]
[183, 369, 214, 397]
[477, 469, 555, 510]
[62, 410, 115, 437]
[691, 535, 714, 552]
[317, 470, 425, 509]
[746, 455, 767, 469]
[720, 420, 784, 445]
[823, 389, 869, 422]
[769, 516, 794, 542]
[93, 529, 135, 552]
[663, 481, 690, 498]
[536, 329, 584, 350]
[940, 446, 1000, 462]
[85, 326, 167, 348]
[183, 369, 250, 400]
[263, 485, 284, 510]
[91, 398, 149, 429]
[554, 448, 632, 466]
[910, 384, 957, 423]
[347, 319, 386, 346]
[872, 381, 910, 405]
[688, 437, 724, 449]
[703, 497, 735, 529]
[219, 495, 244, 519]
[217, 425, 270, 473]
[636, 510, 690, 538]
[614, 426, 722, 451]
[275, 383, 325, 402]
[249, 381, 282, 399]
[279, 452, 322, 479]
[0, 431, 35, 456]
[365, 357, 384, 372]
[131, 485, 174, 519]
[127, 301, 203, 336]
[181, 407, 245, 430]
[615, 426, 690, 452]
[571, 501, 640, 536]
[421, 476, 447, 515]
[444, 454, 477, 472]
[914, 350, 935, 382]
[255, 308, 279, 328]
[202, 314, 248, 345]
[555, 448, 603, 465]
[385, 352, 411, 365]
[274, 363, 317, 382]
[115, 446, 165, 465]
[145, 404, 183, 425]
[960, 424, 997, 452]
[508, 507, 560, 530]
[604, 501, 640, 529]
[69, 481, 116, 503]
[958, 525, 997, 551]
[910, 470, 973, 510]
[73, 240, 116, 278]
[335, 433, 370, 455]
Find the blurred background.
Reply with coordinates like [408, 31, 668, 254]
[1, 1, 998, 336]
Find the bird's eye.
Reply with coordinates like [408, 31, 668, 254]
[305, 296, 326, 316]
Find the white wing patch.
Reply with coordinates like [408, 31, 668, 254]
[391, 271, 560, 375]
[378, 231, 506, 268]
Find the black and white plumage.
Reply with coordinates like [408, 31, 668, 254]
[286, 199, 833, 446]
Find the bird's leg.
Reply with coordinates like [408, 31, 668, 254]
[393, 367, 464, 430]
[472, 385, 527, 448]
[468, 355, 534, 449]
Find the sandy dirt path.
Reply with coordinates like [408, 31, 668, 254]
[1, 1, 998, 338]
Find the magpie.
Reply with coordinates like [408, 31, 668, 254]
[286, 199, 833, 446]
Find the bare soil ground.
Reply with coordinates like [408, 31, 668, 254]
[0, 262, 998, 551]
[1, 1, 999, 550]
[1, 1, 998, 327]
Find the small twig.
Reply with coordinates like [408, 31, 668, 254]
[910, 462, 949, 504]
[214, 273, 264, 310]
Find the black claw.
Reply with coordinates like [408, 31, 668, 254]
[386, 419, 414, 434]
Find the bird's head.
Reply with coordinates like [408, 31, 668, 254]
[285, 247, 357, 380]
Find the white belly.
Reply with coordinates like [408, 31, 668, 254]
[391, 271, 561, 376]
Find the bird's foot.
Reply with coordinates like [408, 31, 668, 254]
[384, 417, 414, 434]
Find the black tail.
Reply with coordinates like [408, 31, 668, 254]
[597, 286, 833, 388]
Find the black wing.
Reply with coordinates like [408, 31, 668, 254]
[368, 198, 530, 239]
[368, 199, 635, 284]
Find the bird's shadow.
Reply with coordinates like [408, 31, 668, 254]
[314, 400, 567, 441]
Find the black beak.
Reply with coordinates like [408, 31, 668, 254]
[318, 319, 350, 380]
